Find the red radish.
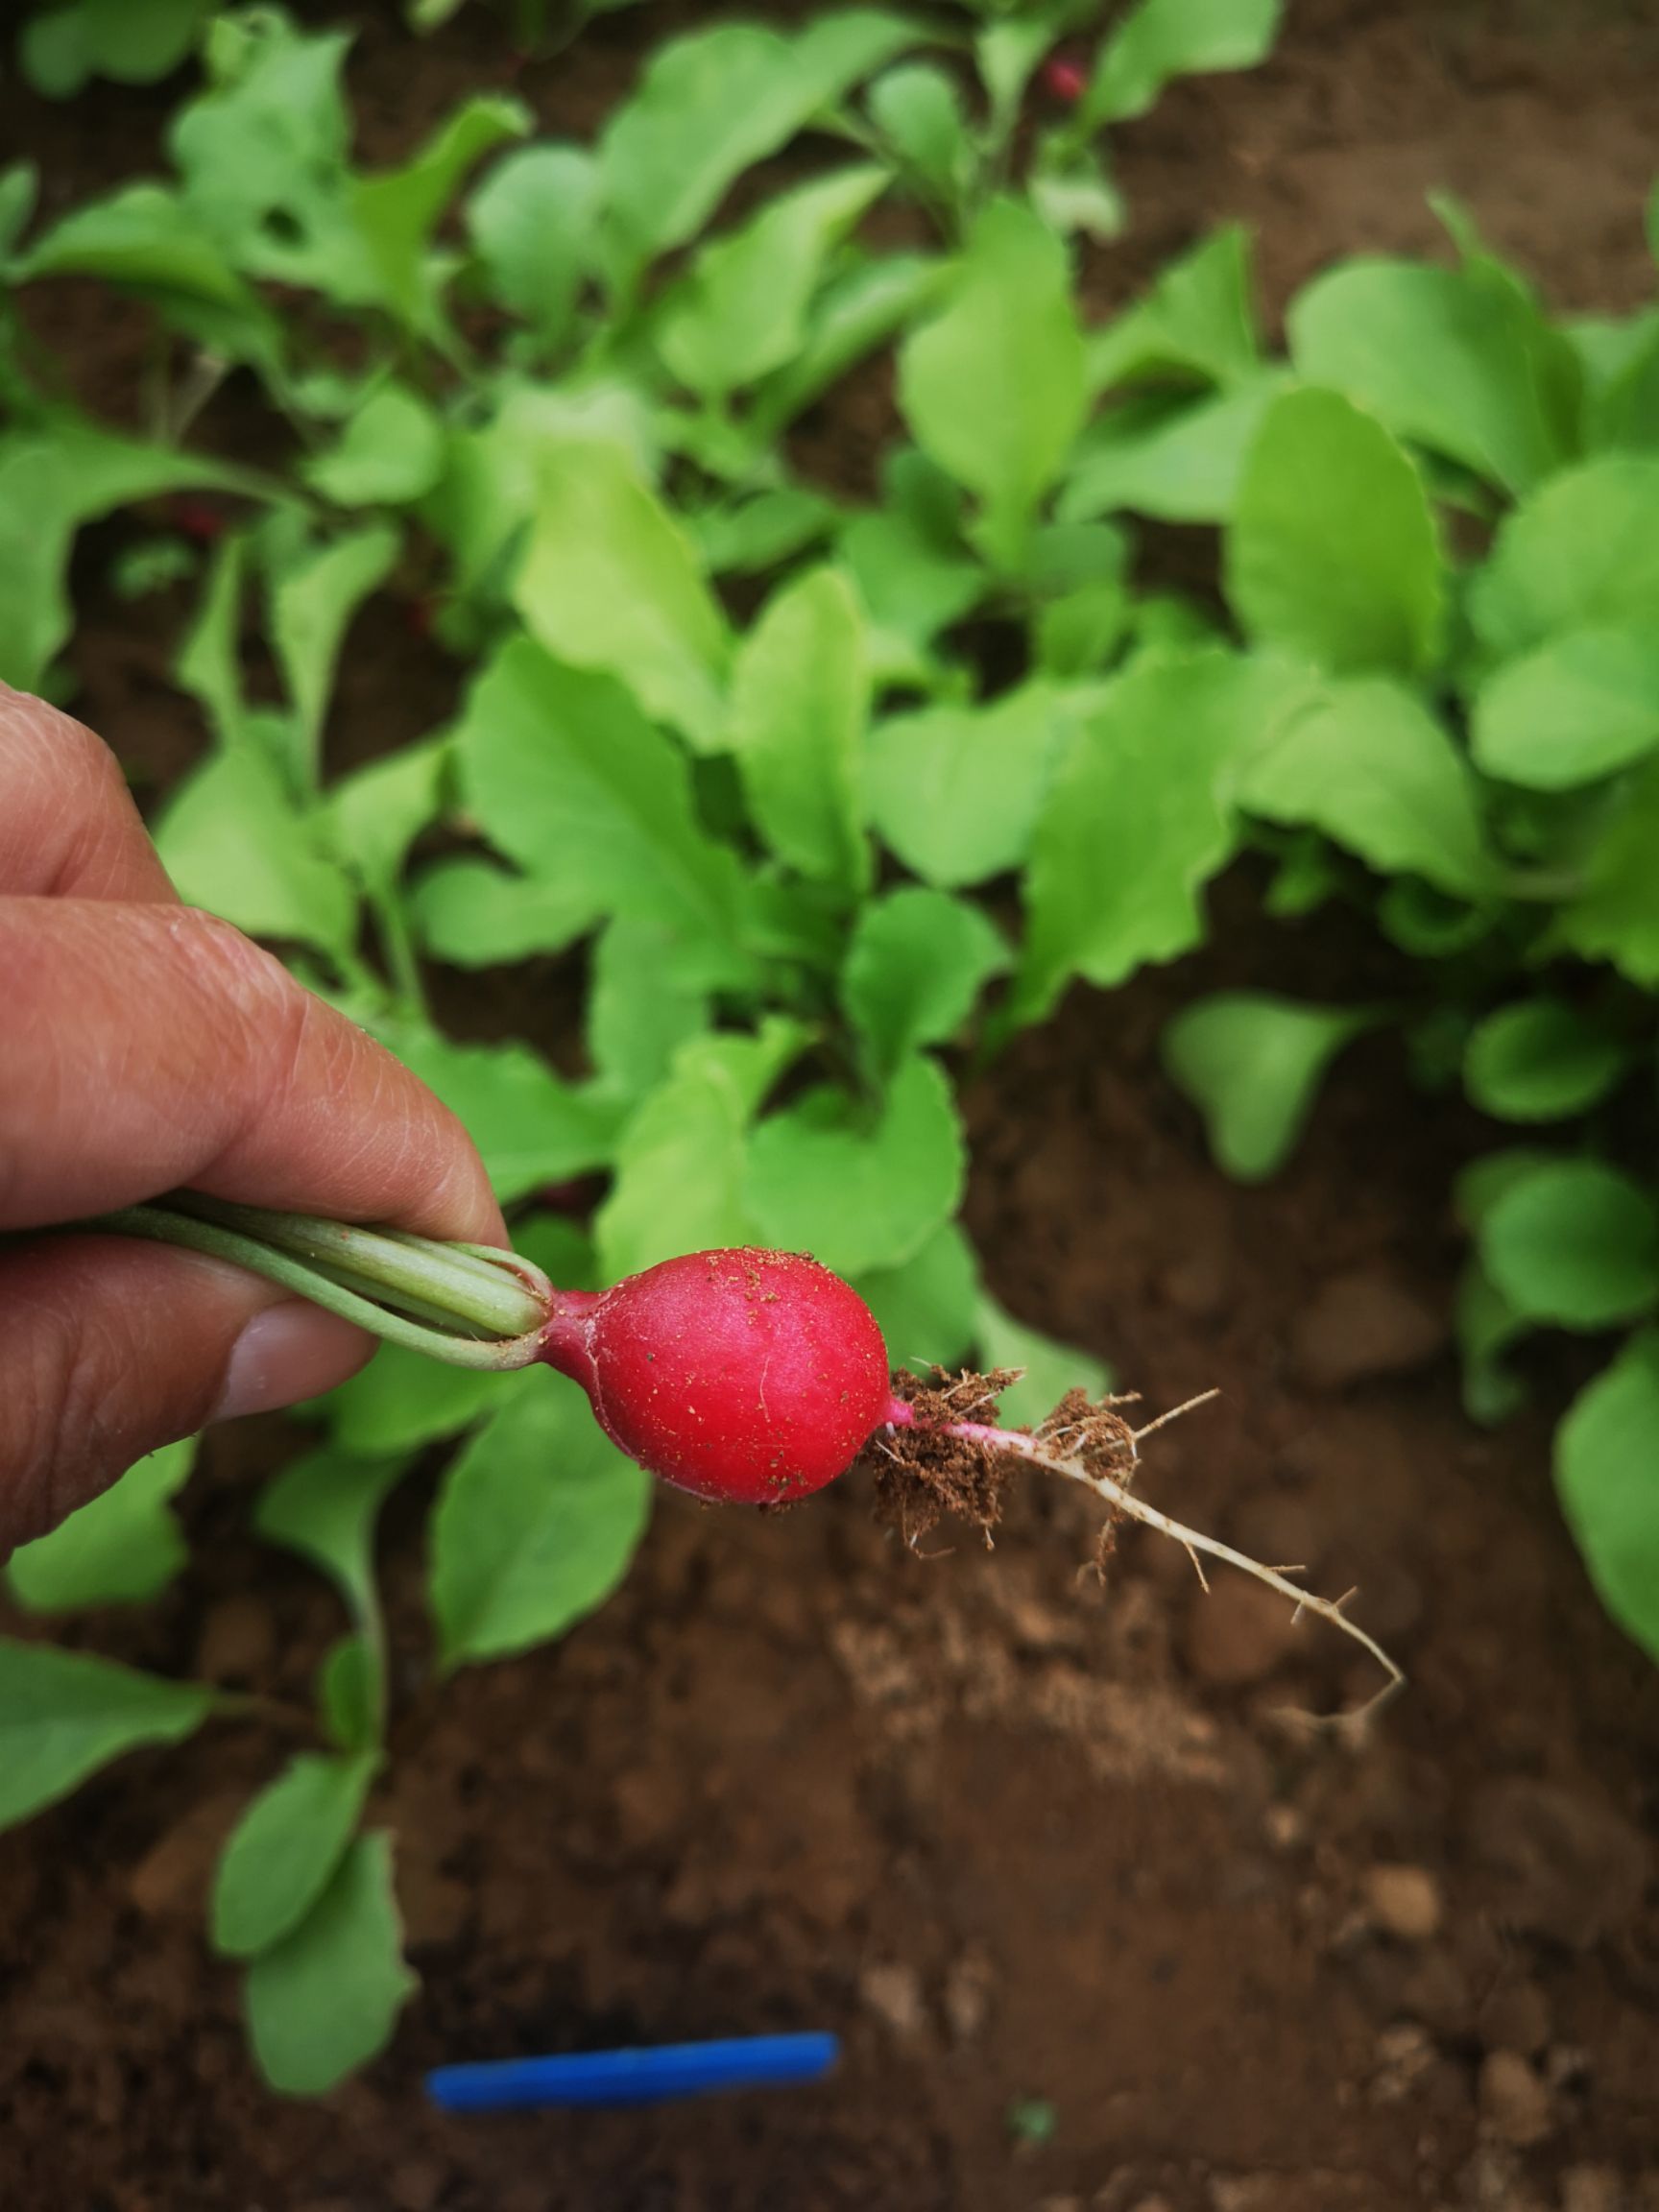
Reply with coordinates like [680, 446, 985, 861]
[90, 1194, 1404, 1723]
[537, 1247, 895, 1505]
[1043, 53, 1089, 103]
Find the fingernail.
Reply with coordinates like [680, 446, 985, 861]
[213, 1301, 373, 1423]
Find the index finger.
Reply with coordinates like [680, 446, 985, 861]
[0, 896, 506, 1245]
[0, 684, 178, 903]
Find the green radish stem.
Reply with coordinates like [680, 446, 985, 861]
[84, 1193, 548, 1370]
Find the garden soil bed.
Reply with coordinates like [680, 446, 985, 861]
[5, 2, 1659, 2206]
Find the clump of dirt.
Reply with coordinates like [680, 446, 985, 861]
[872, 1368, 1028, 1546]
[873, 1371, 1144, 1571]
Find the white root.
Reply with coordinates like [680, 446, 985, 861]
[942, 1393, 1405, 1736]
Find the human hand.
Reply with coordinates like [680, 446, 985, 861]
[0, 684, 504, 1552]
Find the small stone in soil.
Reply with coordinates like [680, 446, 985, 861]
[1363, 1863, 1443, 1941]
[942, 1949, 994, 2044]
[1479, 2050, 1554, 2147]
[859, 1960, 927, 2042]
[1291, 1269, 1449, 1390]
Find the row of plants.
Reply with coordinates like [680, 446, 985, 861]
[1, 0, 1654, 2097]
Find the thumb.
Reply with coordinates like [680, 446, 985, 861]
[0, 1234, 372, 1554]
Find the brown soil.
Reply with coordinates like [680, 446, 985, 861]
[5, 3, 1659, 2209]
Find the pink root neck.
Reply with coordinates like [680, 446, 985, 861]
[536, 1289, 604, 1385]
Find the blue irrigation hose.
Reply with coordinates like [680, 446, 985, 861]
[426, 2032, 841, 2113]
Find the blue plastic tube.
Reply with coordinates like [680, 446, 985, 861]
[426, 2032, 841, 2113]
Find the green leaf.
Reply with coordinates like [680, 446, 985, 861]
[411, 857, 599, 969]
[597, 14, 915, 283]
[155, 746, 356, 955]
[0, 425, 237, 691]
[431, 1370, 652, 1667]
[589, 918, 710, 1102]
[693, 488, 840, 577]
[254, 1448, 409, 1627]
[325, 1350, 504, 1458]
[841, 498, 982, 658]
[1238, 677, 1494, 899]
[597, 1023, 806, 1279]
[854, 1220, 980, 1373]
[17, 181, 249, 305]
[1014, 649, 1310, 1022]
[1088, 225, 1261, 393]
[1558, 757, 1659, 985]
[171, 15, 352, 283]
[1455, 1259, 1531, 1426]
[1226, 387, 1444, 675]
[976, 1297, 1112, 1428]
[1464, 1000, 1626, 1124]
[349, 93, 530, 336]
[869, 63, 971, 207]
[1288, 256, 1581, 495]
[467, 143, 597, 350]
[1471, 459, 1659, 659]
[513, 441, 728, 751]
[317, 1635, 379, 1755]
[325, 738, 446, 895]
[899, 198, 1087, 568]
[1163, 993, 1367, 1182]
[659, 166, 886, 397]
[301, 385, 444, 509]
[0, 1642, 212, 1831]
[1060, 376, 1287, 526]
[867, 681, 1069, 889]
[842, 887, 1008, 1077]
[1479, 1159, 1659, 1330]
[1472, 625, 1659, 790]
[175, 531, 250, 744]
[745, 1054, 966, 1278]
[383, 1023, 618, 1204]
[245, 1832, 415, 2096]
[212, 1750, 379, 1960]
[455, 640, 745, 957]
[269, 523, 401, 777]
[51, 0, 205, 84]
[1085, 0, 1283, 125]
[8, 1438, 195, 1614]
[1555, 1332, 1659, 1664]
[727, 565, 870, 889]
[750, 251, 944, 440]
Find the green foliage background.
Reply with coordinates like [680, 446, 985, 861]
[3, 0, 1657, 2093]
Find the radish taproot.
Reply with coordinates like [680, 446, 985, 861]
[88, 1195, 1404, 1723]
[537, 1247, 894, 1505]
